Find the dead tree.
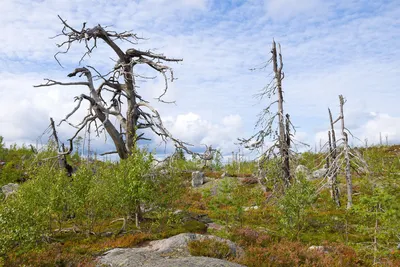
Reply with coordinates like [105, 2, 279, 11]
[324, 95, 368, 209]
[50, 117, 74, 176]
[328, 110, 341, 207]
[339, 95, 353, 209]
[35, 16, 195, 160]
[239, 40, 292, 188]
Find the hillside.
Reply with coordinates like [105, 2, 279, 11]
[0, 142, 399, 266]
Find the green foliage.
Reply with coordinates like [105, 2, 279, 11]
[206, 178, 264, 227]
[297, 151, 324, 170]
[0, 162, 56, 253]
[225, 160, 257, 176]
[0, 146, 185, 254]
[276, 178, 317, 240]
[112, 147, 154, 216]
[2, 140, 400, 266]
[0, 143, 35, 186]
[259, 157, 282, 190]
[351, 181, 400, 263]
[0, 136, 5, 160]
[211, 149, 223, 171]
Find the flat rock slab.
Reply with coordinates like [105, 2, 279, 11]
[97, 233, 245, 267]
[99, 250, 244, 267]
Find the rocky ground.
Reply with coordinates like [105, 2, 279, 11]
[97, 233, 245, 267]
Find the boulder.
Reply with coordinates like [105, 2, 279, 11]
[1, 183, 19, 200]
[191, 171, 204, 187]
[97, 233, 244, 267]
[295, 165, 311, 178]
[312, 168, 328, 180]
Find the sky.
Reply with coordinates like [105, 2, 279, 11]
[0, 0, 399, 161]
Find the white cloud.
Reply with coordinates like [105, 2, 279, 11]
[0, 0, 399, 159]
[264, 0, 325, 20]
[160, 112, 243, 154]
[356, 113, 400, 145]
[314, 113, 400, 148]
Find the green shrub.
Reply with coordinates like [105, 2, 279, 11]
[276, 178, 317, 240]
[188, 238, 231, 259]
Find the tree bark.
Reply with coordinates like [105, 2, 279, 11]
[50, 117, 73, 176]
[272, 41, 290, 187]
[339, 95, 352, 209]
[328, 109, 341, 207]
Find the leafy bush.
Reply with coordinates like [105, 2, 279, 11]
[276, 178, 317, 240]
[0, 146, 185, 254]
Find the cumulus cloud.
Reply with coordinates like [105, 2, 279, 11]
[0, 0, 399, 159]
[314, 113, 400, 149]
[158, 112, 243, 154]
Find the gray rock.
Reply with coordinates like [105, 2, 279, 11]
[97, 233, 244, 267]
[173, 209, 183, 215]
[295, 165, 311, 179]
[1, 183, 19, 200]
[308, 245, 331, 253]
[244, 206, 259, 212]
[207, 223, 224, 231]
[98, 252, 244, 267]
[312, 168, 328, 180]
[191, 171, 204, 187]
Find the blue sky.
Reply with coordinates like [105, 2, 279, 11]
[0, 0, 399, 160]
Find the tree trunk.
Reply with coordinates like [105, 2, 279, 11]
[328, 109, 341, 207]
[50, 117, 73, 176]
[339, 95, 352, 209]
[272, 41, 290, 187]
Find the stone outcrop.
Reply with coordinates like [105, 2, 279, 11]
[1, 183, 19, 200]
[295, 165, 311, 180]
[191, 171, 204, 187]
[312, 168, 328, 180]
[97, 233, 244, 267]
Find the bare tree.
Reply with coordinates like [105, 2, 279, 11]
[49, 117, 74, 176]
[239, 40, 292, 188]
[35, 16, 194, 159]
[339, 95, 353, 209]
[324, 95, 368, 209]
[327, 110, 341, 207]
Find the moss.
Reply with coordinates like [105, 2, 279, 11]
[182, 220, 207, 233]
[188, 239, 231, 259]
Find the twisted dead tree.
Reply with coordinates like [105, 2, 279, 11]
[35, 16, 195, 159]
[239, 40, 293, 189]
